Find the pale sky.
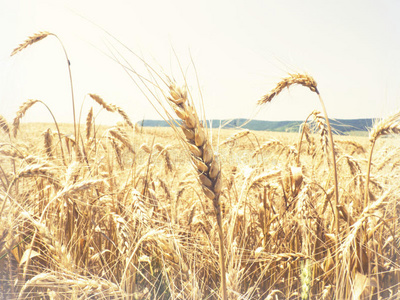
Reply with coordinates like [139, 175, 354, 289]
[1, 0, 400, 126]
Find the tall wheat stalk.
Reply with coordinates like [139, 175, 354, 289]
[0, 115, 11, 140]
[166, 82, 227, 300]
[258, 73, 340, 288]
[365, 110, 400, 207]
[11, 31, 78, 154]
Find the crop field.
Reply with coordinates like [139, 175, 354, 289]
[1, 32, 400, 300]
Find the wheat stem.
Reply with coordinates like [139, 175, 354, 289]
[258, 73, 340, 291]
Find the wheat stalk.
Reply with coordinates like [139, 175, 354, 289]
[365, 110, 400, 207]
[258, 72, 340, 289]
[166, 82, 227, 300]
[11, 32, 78, 155]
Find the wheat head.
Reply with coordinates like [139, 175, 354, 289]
[167, 83, 222, 209]
[11, 31, 51, 56]
[258, 73, 318, 105]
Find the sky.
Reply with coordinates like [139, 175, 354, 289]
[1, 0, 400, 126]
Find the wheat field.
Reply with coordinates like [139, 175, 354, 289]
[0, 32, 400, 300]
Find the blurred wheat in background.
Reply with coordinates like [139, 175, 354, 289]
[0, 31, 399, 300]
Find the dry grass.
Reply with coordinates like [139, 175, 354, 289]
[1, 31, 400, 300]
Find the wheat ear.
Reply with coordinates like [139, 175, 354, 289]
[13, 100, 39, 137]
[258, 73, 317, 105]
[86, 107, 93, 140]
[88, 94, 133, 128]
[10, 31, 51, 56]
[297, 110, 318, 166]
[166, 82, 227, 300]
[108, 127, 135, 154]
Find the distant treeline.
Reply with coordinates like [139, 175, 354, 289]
[139, 118, 374, 134]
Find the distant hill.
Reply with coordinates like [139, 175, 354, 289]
[139, 118, 374, 134]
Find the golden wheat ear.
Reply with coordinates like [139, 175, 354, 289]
[11, 31, 51, 56]
[165, 82, 227, 300]
[166, 83, 222, 205]
[258, 73, 318, 105]
[88, 94, 133, 128]
[13, 100, 40, 137]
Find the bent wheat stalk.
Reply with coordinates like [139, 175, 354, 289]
[0, 115, 10, 140]
[166, 82, 227, 300]
[13, 99, 66, 165]
[365, 110, 400, 207]
[258, 73, 340, 287]
[12, 31, 78, 154]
